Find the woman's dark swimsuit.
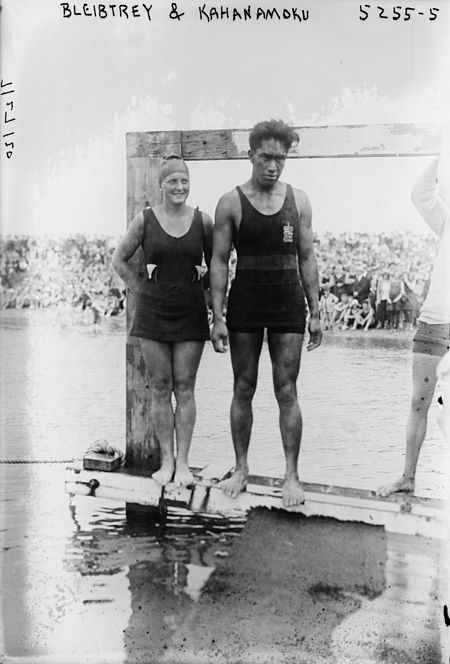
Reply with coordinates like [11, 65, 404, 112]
[130, 207, 209, 342]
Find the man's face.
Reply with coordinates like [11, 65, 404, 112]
[249, 139, 287, 188]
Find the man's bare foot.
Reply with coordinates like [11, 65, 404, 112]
[219, 469, 248, 498]
[282, 477, 305, 507]
[152, 463, 174, 487]
[376, 475, 415, 497]
[174, 463, 194, 488]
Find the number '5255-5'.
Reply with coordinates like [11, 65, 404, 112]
[359, 5, 439, 21]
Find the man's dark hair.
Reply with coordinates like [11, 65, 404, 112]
[249, 119, 299, 153]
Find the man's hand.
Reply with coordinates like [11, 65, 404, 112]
[211, 319, 229, 353]
[307, 314, 322, 351]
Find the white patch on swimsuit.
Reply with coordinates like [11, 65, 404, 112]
[192, 265, 203, 282]
[282, 222, 294, 243]
[146, 263, 158, 281]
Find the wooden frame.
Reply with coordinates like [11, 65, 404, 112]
[125, 122, 440, 474]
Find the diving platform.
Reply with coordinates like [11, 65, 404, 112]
[64, 462, 449, 539]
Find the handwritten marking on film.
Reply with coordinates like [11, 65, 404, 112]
[59, 3, 311, 22]
[359, 5, 439, 22]
[1, 80, 15, 160]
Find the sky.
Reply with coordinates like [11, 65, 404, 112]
[1, 0, 449, 236]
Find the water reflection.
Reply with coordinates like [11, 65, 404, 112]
[68, 500, 244, 586]
[65, 500, 245, 664]
[1, 463, 446, 664]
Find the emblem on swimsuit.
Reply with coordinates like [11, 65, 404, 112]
[282, 222, 294, 243]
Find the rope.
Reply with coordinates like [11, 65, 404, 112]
[0, 440, 125, 466]
[0, 458, 80, 464]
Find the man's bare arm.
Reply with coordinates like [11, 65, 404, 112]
[112, 212, 145, 293]
[411, 157, 448, 237]
[295, 189, 322, 351]
[210, 194, 235, 322]
[210, 193, 235, 352]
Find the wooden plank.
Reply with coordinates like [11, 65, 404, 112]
[64, 465, 448, 539]
[224, 123, 441, 159]
[126, 130, 182, 158]
[245, 473, 446, 511]
[181, 129, 230, 161]
[127, 123, 440, 161]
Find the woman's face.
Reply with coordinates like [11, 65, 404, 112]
[161, 171, 190, 205]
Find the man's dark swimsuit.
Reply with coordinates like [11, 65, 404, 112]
[226, 184, 306, 333]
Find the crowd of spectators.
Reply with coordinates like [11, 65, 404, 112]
[314, 232, 436, 331]
[0, 231, 438, 333]
[0, 235, 126, 321]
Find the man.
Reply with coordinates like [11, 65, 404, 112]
[210, 119, 322, 508]
[377, 156, 450, 496]
[436, 351, 450, 445]
[353, 262, 372, 303]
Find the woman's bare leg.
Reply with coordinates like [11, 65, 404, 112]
[172, 341, 205, 487]
[140, 338, 175, 486]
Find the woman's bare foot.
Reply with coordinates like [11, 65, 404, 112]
[219, 468, 248, 498]
[174, 462, 194, 488]
[376, 475, 415, 497]
[282, 477, 305, 507]
[152, 462, 175, 487]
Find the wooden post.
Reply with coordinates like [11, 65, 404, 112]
[125, 131, 181, 475]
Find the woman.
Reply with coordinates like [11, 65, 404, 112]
[112, 155, 213, 487]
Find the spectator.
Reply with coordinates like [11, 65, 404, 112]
[331, 292, 351, 329]
[342, 297, 362, 330]
[352, 299, 375, 331]
[387, 267, 406, 330]
[319, 285, 338, 330]
[331, 265, 347, 299]
[375, 270, 391, 329]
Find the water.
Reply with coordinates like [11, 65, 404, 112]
[1, 309, 447, 496]
[1, 310, 448, 663]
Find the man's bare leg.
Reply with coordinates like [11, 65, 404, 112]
[377, 352, 440, 497]
[220, 331, 264, 498]
[140, 339, 175, 486]
[172, 340, 205, 487]
[268, 332, 305, 507]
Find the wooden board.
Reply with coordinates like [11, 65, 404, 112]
[64, 464, 448, 539]
[126, 123, 440, 160]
